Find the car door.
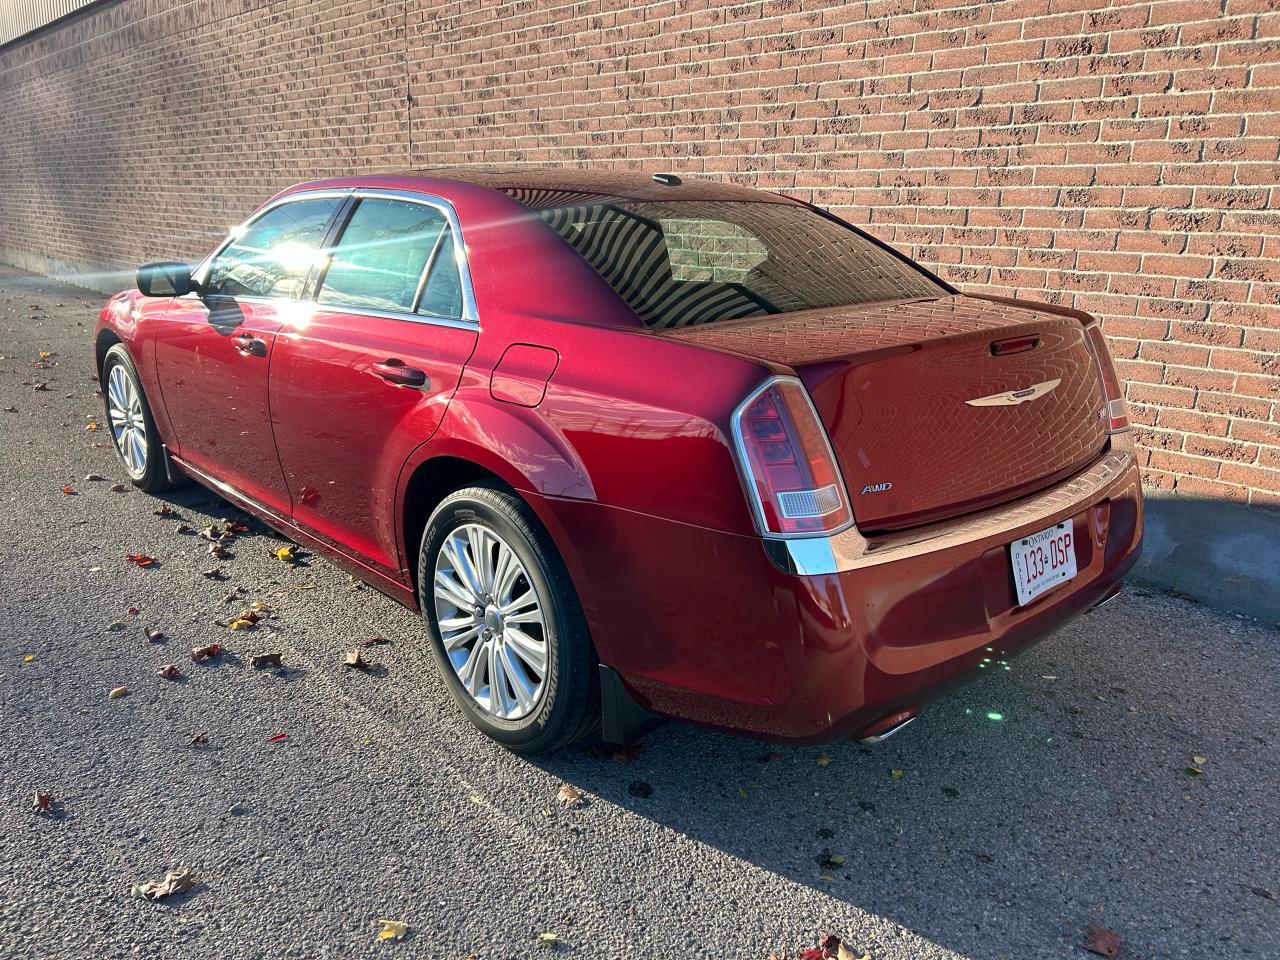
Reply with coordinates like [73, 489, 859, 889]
[152, 194, 346, 515]
[268, 194, 478, 577]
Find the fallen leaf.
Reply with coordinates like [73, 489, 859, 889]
[737, 786, 749, 800]
[200, 567, 223, 579]
[107, 686, 129, 699]
[758, 751, 784, 763]
[295, 582, 317, 590]
[62, 486, 75, 495]
[124, 554, 157, 568]
[158, 664, 182, 681]
[1040, 674, 1057, 680]
[190, 644, 222, 663]
[1084, 922, 1121, 959]
[175, 524, 194, 534]
[85, 473, 106, 481]
[363, 636, 391, 647]
[208, 543, 230, 559]
[837, 944, 871, 960]
[31, 791, 52, 814]
[190, 732, 208, 746]
[268, 732, 287, 743]
[342, 649, 366, 669]
[1192, 754, 1207, 765]
[109, 483, 126, 492]
[376, 919, 408, 942]
[890, 768, 904, 780]
[2, 405, 17, 413]
[130, 867, 195, 901]
[107, 621, 126, 632]
[816, 752, 833, 767]
[199, 524, 224, 542]
[33, 382, 51, 392]
[153, 503, 173, 516]
[815, 850, 845, 869]
[250, 652, 283, 670]
[85, 421, 100, 431]
[226, 521, 249, 534]
[1186, 765, 1203, 776]
[228, 616, 258, 630]
[23, 654, 35, 663]
[128, 607, 139, 615]
[146, 628, 165, 643]
[611, 743, 645, 763]
[536, 932, 560, 947]
[556, 784, 587, 809]
[274, 544, 300, 564]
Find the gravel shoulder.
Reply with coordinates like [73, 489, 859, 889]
[1, 265, 1277, 960]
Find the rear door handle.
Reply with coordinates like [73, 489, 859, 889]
[233, 333, 267, 357]
[374, 359, 428, 388]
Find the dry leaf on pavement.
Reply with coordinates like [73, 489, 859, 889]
[146, 628, 165, 643]
[130, 866, 196, 901]
[1084, 923, 1121, 958]
[107, 686, 129, 700]
[537, 932, 560, 948]
[190, 732, 208, 747]
[191, 644, 222, 663]
[157, 664, 182, 681]
[124, 554, 157, 568]
[250, 652, 283, 670]
[376, 919, 409, 942]
[85, 473, 106, 481]
[274, 545, 300, 564]
[890, 768, 904, 780]
[31, 791, 52, 814]
[109, 483, 126, 492]
[816, 752, 833, 767]
[342, 649, 367, 669]
[556, 784, 587, 809]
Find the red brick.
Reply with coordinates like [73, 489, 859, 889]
[0, 0, 1273, 503]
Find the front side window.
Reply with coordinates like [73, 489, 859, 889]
[204, 197, 342, 300]
[316, 198, 456, 315]
[532, 199, 944, 329]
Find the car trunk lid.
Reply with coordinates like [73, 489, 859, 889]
[660, 295, 1108, 532]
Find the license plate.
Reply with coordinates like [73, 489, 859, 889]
[1010, 521, 1077, 607]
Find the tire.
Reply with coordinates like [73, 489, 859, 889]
[101, 344, 180, 493]
[418, 481, 599, 753]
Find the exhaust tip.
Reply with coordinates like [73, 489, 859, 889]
[856, 710, 917, 745]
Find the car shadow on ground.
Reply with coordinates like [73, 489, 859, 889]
[531, 598, 1280, 959]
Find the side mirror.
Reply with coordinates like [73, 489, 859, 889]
[136, 262, 195, 298]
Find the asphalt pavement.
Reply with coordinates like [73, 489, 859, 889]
[1, 264, 1277, 960]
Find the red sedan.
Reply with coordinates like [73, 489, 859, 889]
[95, 170, 1143, 753]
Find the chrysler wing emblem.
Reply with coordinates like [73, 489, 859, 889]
[965, 378, 1061, 407]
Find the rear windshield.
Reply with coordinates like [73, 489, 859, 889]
[531, 199, 943, 329]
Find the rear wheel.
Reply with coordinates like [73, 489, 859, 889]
[101, 344, 179, 493]
[418, 482, 598, 753]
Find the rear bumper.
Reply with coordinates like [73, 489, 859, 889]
[529, 436, 1144, 744]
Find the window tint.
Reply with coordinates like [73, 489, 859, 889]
[317, 199, 449, 314]
[534, 200, 943, 329]
[205, 197, 341, 299]
[417, 228, 464, 319]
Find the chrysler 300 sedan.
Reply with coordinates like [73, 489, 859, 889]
[95, 169, 1143, 753]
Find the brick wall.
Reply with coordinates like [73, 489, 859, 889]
[2, 0, 1277, 505]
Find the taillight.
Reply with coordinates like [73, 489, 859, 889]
[1083, 323, 1130, 433]
[732, 376, 853, 537]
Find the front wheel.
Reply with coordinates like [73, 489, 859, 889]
[101, 344, 180, 493]
[418, 482, 599, 753]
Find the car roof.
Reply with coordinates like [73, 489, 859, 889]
[305, 168, 801, 208]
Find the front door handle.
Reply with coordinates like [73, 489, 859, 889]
[233, 333, 267, 357]
[374, 359, 427, 388]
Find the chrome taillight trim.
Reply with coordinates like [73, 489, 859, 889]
[729, 374, 855, 541]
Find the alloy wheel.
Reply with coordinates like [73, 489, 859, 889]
[432, 523, 549, 721]
[106, 363, 147, 477]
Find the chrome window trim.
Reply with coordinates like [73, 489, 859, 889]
[191, 187, 480, 331]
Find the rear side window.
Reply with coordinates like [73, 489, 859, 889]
[317, 198, 454, 314]
[535, 200, 943, 329]
[205, 197, 342, 299]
